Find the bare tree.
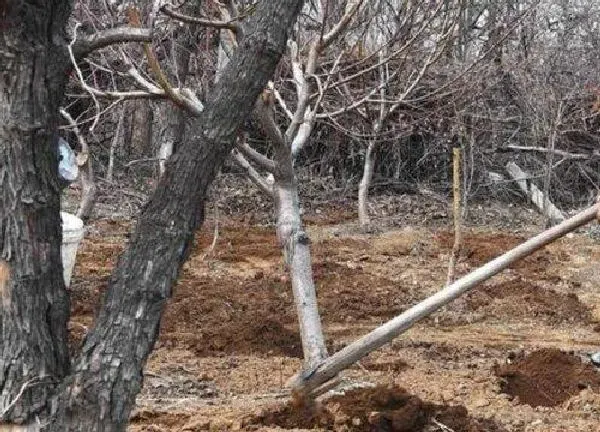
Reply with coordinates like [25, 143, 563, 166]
[0, 1, 304, 430]
[343, 0, 462, 226]
[214, 0, 370, 370]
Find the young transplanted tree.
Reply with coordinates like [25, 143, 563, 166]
[0, 1, 304, 430]
[207, 0, 372, 371]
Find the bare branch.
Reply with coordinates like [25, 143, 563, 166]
[285, 40, 315, 143]
[73, 27, 152, 59]
[321, 0, 365, 49]
[68, 22, 102, 132]
[236, 140, 276, 173]
[126, 6, 204, 114]
[497, 145, 594, 160]
[268, 81, 293, 120]
[60, 109, 88, 155]
[161, 5, 241, 32]
[231, 150, 274, 196]
[326, 0, 447, 91]
[317, 68, 399, 119]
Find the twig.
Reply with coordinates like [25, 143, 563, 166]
[124, 157, 164, 167]
[160, 5, 243, 32]
[431, 418, 456, 432]
[68, 22, 102, 133]
[200, 207, 220, 260]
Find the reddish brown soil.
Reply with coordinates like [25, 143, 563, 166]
[159, 271, 301, 357]
[249, 385, 506, 431]
[435, 231, 558, 277]
[313, 261, 416, 322]
[66, 216, 600, 432]
[494, 349, 600, 407]
[466, 277, 590, 324]
[199, 224, 281, 262]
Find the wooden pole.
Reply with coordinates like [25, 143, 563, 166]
[446, 146, 461, 285]
[289, 204, 599, 395]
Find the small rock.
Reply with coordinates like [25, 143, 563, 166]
[590, 352, 600, 367]
[441, 390, 455, 402]
[474, 397, 491, 407]
[182, 418, 211, 431]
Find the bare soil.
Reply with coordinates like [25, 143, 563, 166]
[67, 204, 600, 432]
[249, 385, 506, 431]
[494, 349, 600, 408]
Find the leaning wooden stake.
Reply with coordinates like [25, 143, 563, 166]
[506, 161, 565, 223]
[446, 146, 461, 286]
[289, 204, 599, 396]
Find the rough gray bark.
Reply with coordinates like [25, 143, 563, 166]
[46, 1, 304, 430]
[0, 1, 73, 424]
[129, 101, 154, 157]
[1, 0, 303, 430]
[157, 9, 200, 178]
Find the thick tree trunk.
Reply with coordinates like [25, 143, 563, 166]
[129, 101, 154, 158]
[0, 1, 72, 424]
[358, 141, 378, 227]
[157, 16, 198, 178]
[46, 2, 304, 430]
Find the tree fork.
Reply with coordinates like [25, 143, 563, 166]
[46, 1, 305, 430]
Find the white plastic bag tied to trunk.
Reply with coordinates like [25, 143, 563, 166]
[58, 136, 78, 184]
[61, 212, 84, 287]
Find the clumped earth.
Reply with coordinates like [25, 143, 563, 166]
[249, 385, 507, 431]
[67, 202, 600, 431]
[465, 278, 590, 325]
[494, 349, 600, 407]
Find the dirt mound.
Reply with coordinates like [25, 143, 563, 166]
[494, 349, 600, 407]
[313, 261, 416, 323]
[435, 231, 554, 276]
[466, 278, 590, 324]
[167, 316, 303, 358]
[249, 398, 334, 430]
[159, 273, 303, 357]
[360, 356, 410, 373]
[248, 385, 506, 431]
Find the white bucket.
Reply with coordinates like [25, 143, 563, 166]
[61, 212, 84, 287]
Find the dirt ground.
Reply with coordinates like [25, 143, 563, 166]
[67, 203, 600, 431]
